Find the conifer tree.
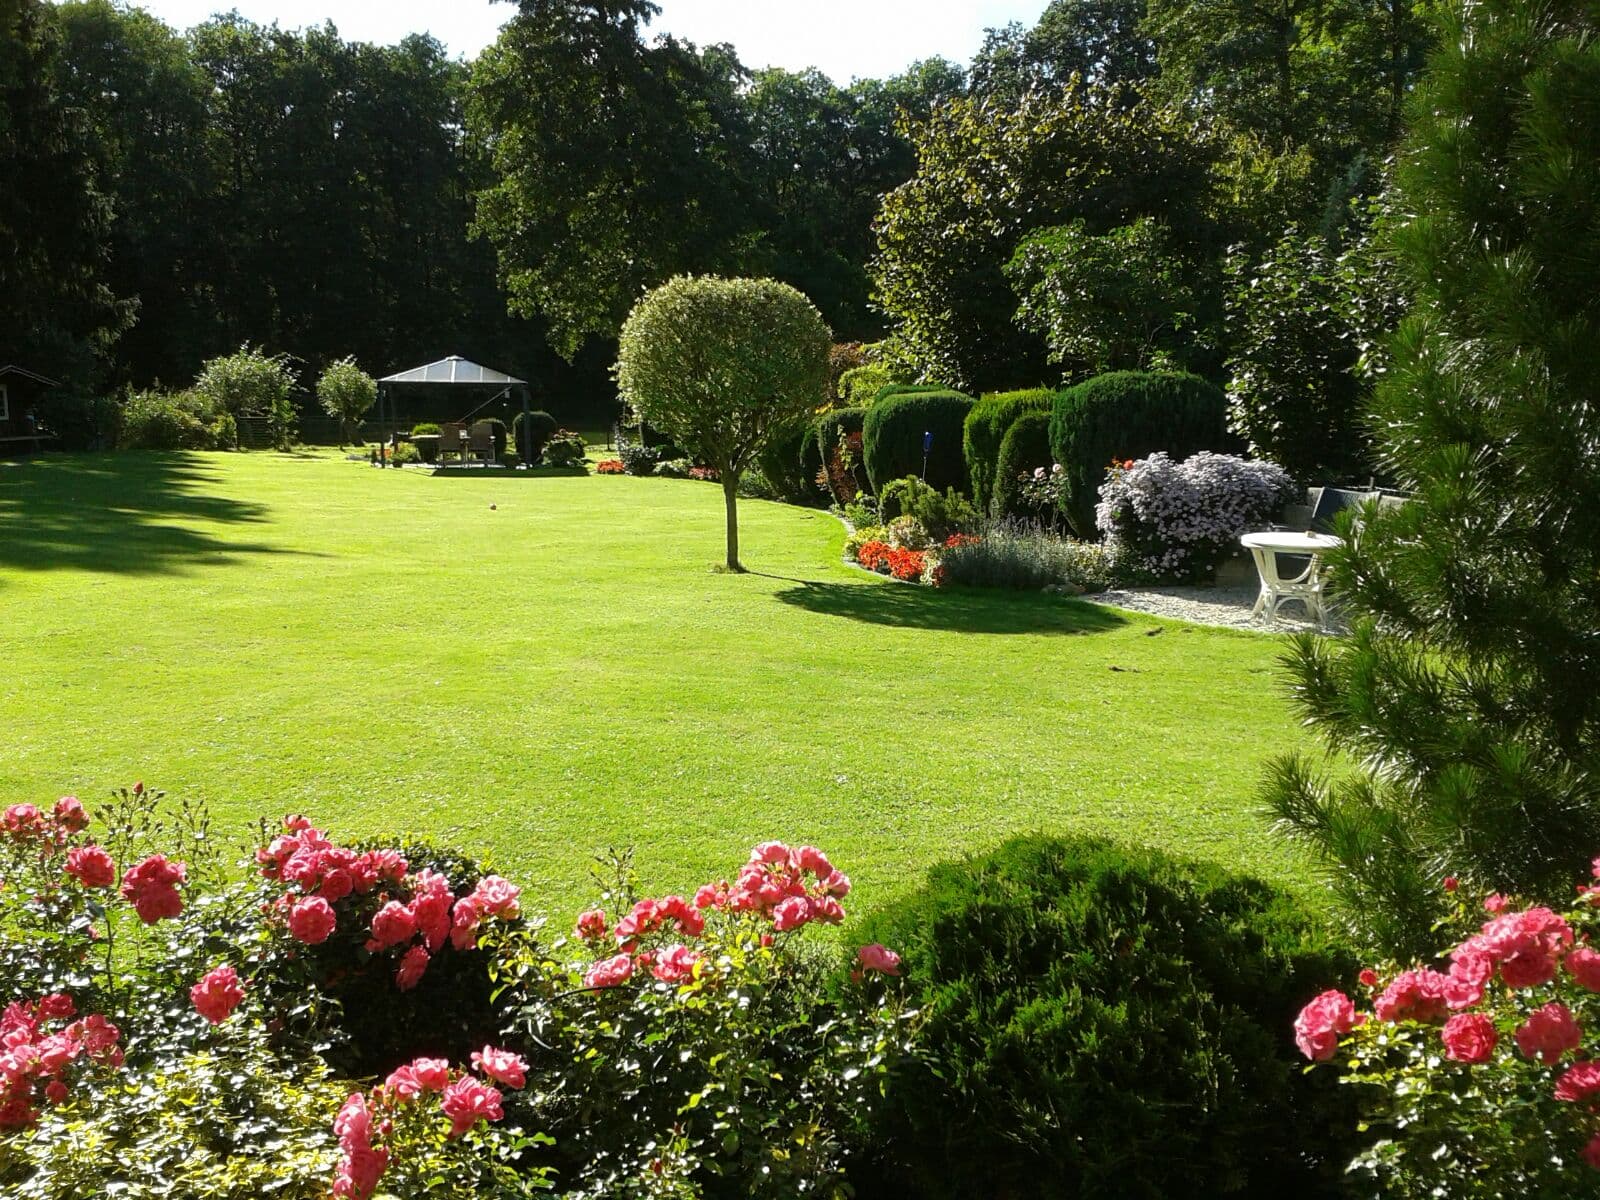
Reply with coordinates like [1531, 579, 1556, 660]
[1265, 0, 1600, 955]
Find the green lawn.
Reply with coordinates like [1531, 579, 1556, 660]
[0, 450, 1314, 918]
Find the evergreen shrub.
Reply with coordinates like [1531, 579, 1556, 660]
[1049, 371, 1234, 536]
[862, 390, 974, 494]
[851, 834, 1362, 1200]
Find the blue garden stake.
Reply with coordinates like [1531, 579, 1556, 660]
[922, 430, 932, 480]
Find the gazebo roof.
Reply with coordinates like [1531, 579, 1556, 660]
[378, 356, 524, 386]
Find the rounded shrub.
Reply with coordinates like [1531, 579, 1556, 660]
[964, 388, 1055, 514]
[850, 834, 1362, 1200]
[1048, 371, 1235, 536]
[862, 389, 974, 494]
[992, 410, 1055, 519]
[513, 409, 558, 461]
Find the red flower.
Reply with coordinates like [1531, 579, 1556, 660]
[287, 896, 337, 945]
[596, 459, 625, 474]
[190, 965, 246, 1025]
[119, 854, 186, 924]
[65, 845, 116, 889]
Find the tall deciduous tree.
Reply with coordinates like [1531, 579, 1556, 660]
[468, 0, 754, 358]
[872, 82, 1219, 393]
[616, 277, 830, 570]
[0, 0, 130, 394]
[1264, 0, 1600, 955]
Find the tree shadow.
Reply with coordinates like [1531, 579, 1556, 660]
[0, 453, 300, 583]
[773, 578, 1128, 636]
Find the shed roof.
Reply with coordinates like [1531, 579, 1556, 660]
[0, 365, 62, 387]
[378, 356, 525, 386]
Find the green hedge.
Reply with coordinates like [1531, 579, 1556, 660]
[871, 382, 948, 406]
[850, 834, 1362, 1200]
[992, 410, 1055, 518]
[964, 389, 1055, 514]
[756, 417, 825, 505]
[862, 389, 974, 494]
[1049, 370, 1234, 536]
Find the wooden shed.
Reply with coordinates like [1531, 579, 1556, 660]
[0, 365, 60, 452]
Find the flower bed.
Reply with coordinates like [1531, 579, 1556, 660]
[847, 526, 978, 586]
[595, 459, 625, 474]
[0, 788, 910, 1199]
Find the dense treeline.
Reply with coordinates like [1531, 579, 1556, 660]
[4, 0, 1429, 453]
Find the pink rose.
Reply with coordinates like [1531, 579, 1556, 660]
[1373, 970, 1452, 1023]
[318, 869, 354, 902]
[2, 803, 45, 840]
[575, 908, 608, 939]
[771, 895, 811, 932]
[287, 896, 337, 945]
[51, 796, 89, 833]
[119, 854, 187, 924]
[471, 875, 521, 920]
[190, 965, 246, 1025]
[334, 1091, 372, 1151]
[1483, 893, 1510, 914]
[333, 1145, 389, 1200]
[750, 841, 791, 865]
[44, 1079, 68, 1105]
[1567, 947, 1600, 992]
[408, 871, 453, 952]
[471, 1045, 528, 1089]
[1515, 1002, 1583, 1064]
[1294, 989, 1359, 1061]
[1555, 1061, 1600, 1103]
[383, 1064, 424, 1099]
[450, 897, 482, 951]
[584, 953, 634, 989]
[365, 901, 416, 952]
[395, 944, 430, 991]
[439, 1074, 503, 1138]
[34, 1033, 82, 1075]
[36, 994, 74, 1021]
[64, 845, 116, 889]
[409, 1056, 451, 1092]
[1358, 968, 1379, 988]
[858, 943, 902, 976]
[652, 944, 703, 984]
[1440, 1013, 1497, 1063]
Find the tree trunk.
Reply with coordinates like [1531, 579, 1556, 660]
[723, 475, 743, 572]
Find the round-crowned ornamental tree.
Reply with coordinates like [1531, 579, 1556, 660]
[616, 275, 830, 571]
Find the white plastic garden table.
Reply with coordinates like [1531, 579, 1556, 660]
[1240, 531, 1342, 628]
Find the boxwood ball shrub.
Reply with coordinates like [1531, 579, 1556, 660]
[513, 409, 558, 461]
[850, 834, 1363, 1200]
[862, 389, 974, 494]
[992, 409, 1055, 519]
[1049, 370, 1235, 537]
[964, 389, 1055, 514]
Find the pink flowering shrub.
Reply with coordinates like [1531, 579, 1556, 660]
[482, 841, 915, 1199]
[1295, 864, 1600, 1196]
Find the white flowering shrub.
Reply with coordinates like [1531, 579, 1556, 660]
[1096, 451, 1295, 582]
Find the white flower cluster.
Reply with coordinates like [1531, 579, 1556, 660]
[1095, 451, 1295, 581]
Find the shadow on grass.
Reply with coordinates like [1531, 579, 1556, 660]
[774, 578, 1127, 635]
[0, 452, 301, 581]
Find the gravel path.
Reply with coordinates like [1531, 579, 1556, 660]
[1087, 584, 1342, 634]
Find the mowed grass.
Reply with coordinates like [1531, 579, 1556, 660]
[0, 451, 1315, 919]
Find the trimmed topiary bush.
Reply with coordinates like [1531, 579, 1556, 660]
[850, 834, 1363, 1200]
[966, 389, 1055, 514]
[862, 389, 974, 494]
[514, 409, 558, 461]
[992, 410, 1056, 520]
[1049, 370, 1236, 537]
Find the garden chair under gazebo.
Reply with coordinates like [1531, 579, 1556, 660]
[374, 356, 532, 468]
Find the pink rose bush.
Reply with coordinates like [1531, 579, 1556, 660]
[1294, 861, 1600, 1195]
[0, 995, 123, 1129]
[329, 1047, 532, 1199]
[256, 814, 522, 992]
